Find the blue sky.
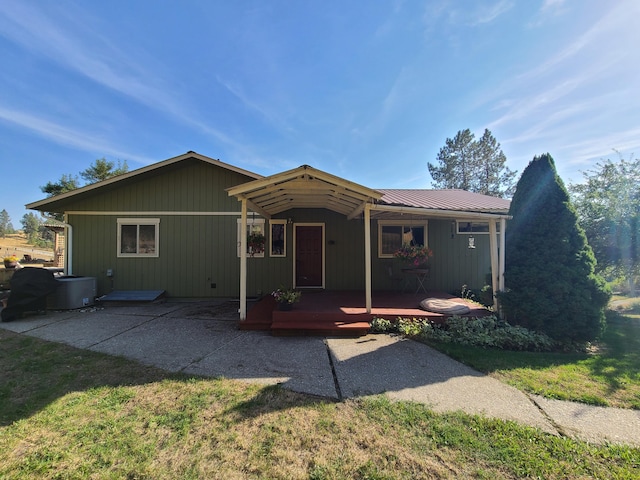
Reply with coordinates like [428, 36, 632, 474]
[1, 0, 639, 226]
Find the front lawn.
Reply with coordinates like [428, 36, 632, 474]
[1, 328, 639, 479]
[429, 300, 640, 409]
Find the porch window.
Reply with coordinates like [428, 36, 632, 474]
[378, 221, 427, 258]
[457, 221, 500, 234]
[117, 218, 159, 257]
[237, 218, 265, 258]
[270, 220, 286, 257]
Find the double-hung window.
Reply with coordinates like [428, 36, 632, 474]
[117, 218, 160, 257]
[378, 221, 428, 258]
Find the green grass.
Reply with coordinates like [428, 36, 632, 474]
[428, 302, 640, 410]
[1, 329, 639, 478]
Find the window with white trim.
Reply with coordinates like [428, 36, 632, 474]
[117, 218, 159, 257]
[378, 221, 428, 258]
[457, 220, 501, 234]
[237, 218, 265, 257]
[270, 220, 286, 257]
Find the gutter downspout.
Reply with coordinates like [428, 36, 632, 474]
[61, 216, 73, 275]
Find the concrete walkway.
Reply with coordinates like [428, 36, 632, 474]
[1, 300, 639, 447]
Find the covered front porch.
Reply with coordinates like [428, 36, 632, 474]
[227, 164, 510, 324]
[242, 290, 492, 336]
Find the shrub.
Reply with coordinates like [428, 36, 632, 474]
[372, 315, 555, 351]
[370, 317, 393, 333]
[416, 315, 555, 351]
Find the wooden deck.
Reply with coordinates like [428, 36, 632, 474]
[242, 290, 491, 336]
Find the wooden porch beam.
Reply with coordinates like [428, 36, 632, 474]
[489, 219, 500, 312]
[364, 203, 372, 313]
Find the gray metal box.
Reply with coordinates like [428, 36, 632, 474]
[47, 276, 97, 309]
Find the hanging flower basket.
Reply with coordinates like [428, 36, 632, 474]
[394, 244, 433, 267]
[247, 232, 265, 255]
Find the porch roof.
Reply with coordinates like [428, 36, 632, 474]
[226, 165, 384, 218]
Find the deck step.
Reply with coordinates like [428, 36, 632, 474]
[270, 320, 371, 337]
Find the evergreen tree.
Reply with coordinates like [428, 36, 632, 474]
[428, 128, 516, 198]
[21, 212, 43, 243]
[0, 209, 13, 237]
[500, 153, 610, 344]
[80, 158, 128, 184]
[428, 129, 476, 191]
[40, 173, 80, 197]
[473, 129, 517, 197]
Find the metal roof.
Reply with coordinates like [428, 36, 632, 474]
[377, 189, 510, 214]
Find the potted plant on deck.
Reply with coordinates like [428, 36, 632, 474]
[271, 286, 302, 311]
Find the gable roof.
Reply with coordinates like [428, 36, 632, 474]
[227, 165, 383, 218]
[26, 151, 510, 219]
[26, 151, 262, 212]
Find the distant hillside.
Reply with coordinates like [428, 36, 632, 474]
[1, 232, 54, 263]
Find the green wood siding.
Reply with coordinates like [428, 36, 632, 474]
[57, 159, 497, 298]
[371, 219, 494, 294]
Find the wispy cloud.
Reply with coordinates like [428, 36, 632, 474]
[216, 75, 295, 135]
[468, 0, 513, 26]
[0, 2, 252, 160]
[0, 106, 152, 164]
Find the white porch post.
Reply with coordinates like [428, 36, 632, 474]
[239, 198, 248, 320]
[489, 219, 500, 312]
[364, 203, 372, 313]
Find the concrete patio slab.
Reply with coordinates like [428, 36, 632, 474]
[184, 333, 338, 399]
[327, 334, 557, 434]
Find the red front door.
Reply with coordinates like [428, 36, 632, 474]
[295, 225, 324, 287]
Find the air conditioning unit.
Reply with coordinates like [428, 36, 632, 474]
[47, 276, 97, 310]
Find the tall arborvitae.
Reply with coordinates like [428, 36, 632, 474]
[500, 153, 610, 343]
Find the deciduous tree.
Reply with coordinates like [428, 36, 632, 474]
[569, 155, 640, 294]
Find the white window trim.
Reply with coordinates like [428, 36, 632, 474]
[269, 219, 287, 257]
[237, 217, 265, 258]
[456, 220, 501, 235]
[117, 218, 160, 258]
[377, 220, 429, 258]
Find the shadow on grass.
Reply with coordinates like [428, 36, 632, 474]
[0, 329, 329, 427]
[0, 329, 179, 426]
[428, 314, 640, 408]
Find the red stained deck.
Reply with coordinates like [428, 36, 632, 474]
[242, 290, 491, 336]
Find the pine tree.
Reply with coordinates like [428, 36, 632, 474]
[473, 129, 517, 197]
[428, 129, 476, 191]
[500, 153, 610, 344]
[428, 128, 516, 198]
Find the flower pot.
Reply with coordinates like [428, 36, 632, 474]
[3, 260, 18, 269]
[277, 302, 293, 311]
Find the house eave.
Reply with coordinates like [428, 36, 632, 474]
[26, 151, 262, 212]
